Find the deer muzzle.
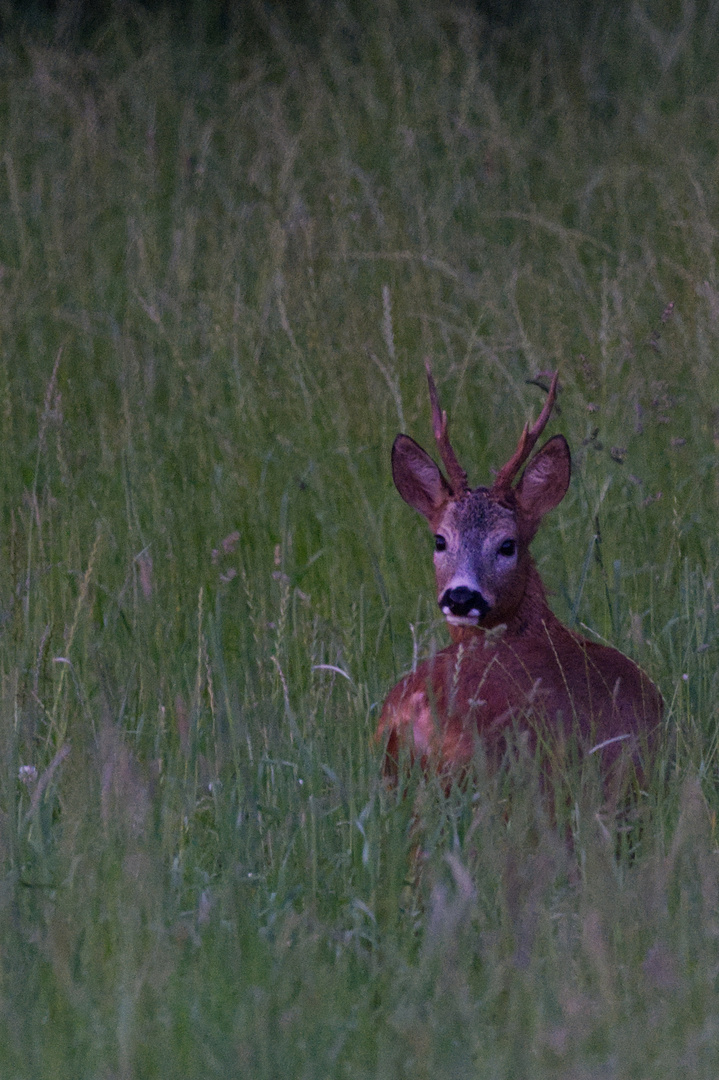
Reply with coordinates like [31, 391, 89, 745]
[440, 585, 490, 624]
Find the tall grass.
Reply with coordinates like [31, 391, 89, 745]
[0, 0, 718, 1074]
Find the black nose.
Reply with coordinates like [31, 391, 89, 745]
[440, 586, 490, 619]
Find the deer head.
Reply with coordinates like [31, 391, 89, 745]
[391, 368, 570, 629]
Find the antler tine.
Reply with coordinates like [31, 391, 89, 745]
[424, 360, 468, 495]
[493, 370, 560, 490]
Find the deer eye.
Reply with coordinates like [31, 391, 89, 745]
[434, 535, 447, 552]
[498, 539, 516, 557]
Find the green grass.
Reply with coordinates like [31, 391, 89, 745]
[0, 0, 719, 1074]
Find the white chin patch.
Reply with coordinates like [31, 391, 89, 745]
[445, 613, 481, 627]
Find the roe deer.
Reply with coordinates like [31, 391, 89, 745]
[377, 366, 663, 781]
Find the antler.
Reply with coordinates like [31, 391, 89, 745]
[493, 371, 560, 491]
[425, 360, 469, 496]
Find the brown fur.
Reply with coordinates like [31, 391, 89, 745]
[378, 564, 663, 777]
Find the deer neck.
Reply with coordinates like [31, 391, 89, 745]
[447, 559, 559, 645]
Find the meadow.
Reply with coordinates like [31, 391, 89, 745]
[1, 0, 719, 1074]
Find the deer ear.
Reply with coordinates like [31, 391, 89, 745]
[391, 435, 453, 521]
[514, 434, 571, 524]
